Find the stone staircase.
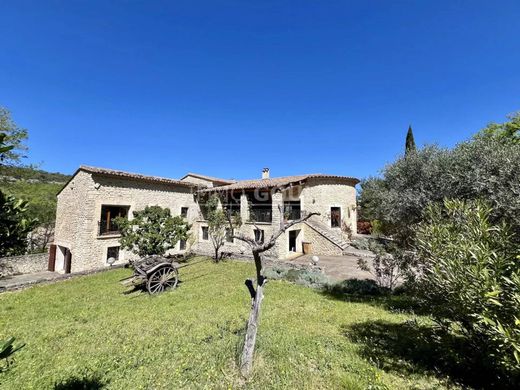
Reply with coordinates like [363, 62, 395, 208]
[304, 218, 351, 253]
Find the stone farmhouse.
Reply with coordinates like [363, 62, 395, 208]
[49, 166, 359, 273]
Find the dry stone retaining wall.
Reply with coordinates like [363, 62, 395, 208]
[0, 252, 48, 277]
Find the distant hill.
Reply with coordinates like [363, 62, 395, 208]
[0, 165, 70, 184]
[0, 165, 71, 224]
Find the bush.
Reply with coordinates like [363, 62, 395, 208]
[263, 264, 331, 289]
[115, 206, 191, 257]
[415, 199, 520, 381]
[0, 190, 37, 256]
[352, 237, 416, 291]
[356, 220, 372, 235]
[325, 279, 383, 296]
[357, 250, 415, 291]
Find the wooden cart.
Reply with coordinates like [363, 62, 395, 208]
[120, 255, 181, 294]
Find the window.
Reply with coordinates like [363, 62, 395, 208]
[284, 201, 301, 220]
[99, 205, 129, 235]
[248, 192, 272, 223]
[331, 207, 341, 228]
[180, 207, 189, 218]
[254, 229, 264, 244]
[225, 228, 233, 243]
[106, 246, 120, 263]
[223, 192, 241, 216]
[179, 239, 186, 250]
[202, 226, 209, 240]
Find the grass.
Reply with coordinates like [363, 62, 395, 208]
[0, 258, 457, 389]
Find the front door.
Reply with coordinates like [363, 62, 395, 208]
[55, 246, 71, 273]
[331, 207, 341, 228]
[64, 249, 72, 274]
[289, 230, 298, 252]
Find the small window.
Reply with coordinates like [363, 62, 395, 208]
[254, 229, 264, 244]
[225, 228, 233, 243]
[180, 207, 189, 218]
[179, 239, 186, 250]
[202, 226, 209, 240]
[106, 246, 120, 263]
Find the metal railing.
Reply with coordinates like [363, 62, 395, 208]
[284, 207, 301, 221]
[98, 220, 121, 236]
[249, 209, 272, 223]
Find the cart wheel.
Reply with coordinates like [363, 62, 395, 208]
[146, 265, 178, 294]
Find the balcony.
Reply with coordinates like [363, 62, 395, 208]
[249, 209, 272, 223]
[98, 220, 121, 236]
[284, 201, 301, 221]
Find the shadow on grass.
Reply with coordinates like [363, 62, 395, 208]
[344, 319, 515, 389]
[320, 278, 429, 315]
[54, 375, 105, 389]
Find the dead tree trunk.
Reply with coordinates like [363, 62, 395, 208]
[240, 256, 265, 376]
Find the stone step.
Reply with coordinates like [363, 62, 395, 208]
[304, 218, 351, 251]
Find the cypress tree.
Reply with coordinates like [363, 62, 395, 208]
[405, 125, 416, 156]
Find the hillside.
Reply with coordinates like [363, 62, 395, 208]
[0, 165, 70, 184]
[0, 165, 70, 222]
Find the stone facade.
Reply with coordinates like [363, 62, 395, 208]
[0, 253, 48, 276]
[303, 226, 344, 256]
[53, 167, 359, 273]
[54, 169, 201, 273]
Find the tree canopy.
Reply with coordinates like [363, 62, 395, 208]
[359, 112, 520, 245]
[0, 191, 38, 257]
[205, 195, 230, 261]
[0, 107, 28, 165]
[115, 206, 191, 257]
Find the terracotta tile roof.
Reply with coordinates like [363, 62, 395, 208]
[79, 165, 201, 188]
[180, 172, 236, 184]
[198, 173, 360, 193]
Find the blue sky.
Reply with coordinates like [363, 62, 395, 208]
[1, 1, 519, 181]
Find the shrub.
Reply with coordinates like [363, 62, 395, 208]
[356, 220, 372, 235]
[415, 199, 520, 381]
[0, 190, 37, 256]
[115, 206, 191, 257]
[325, 278, 382, 296]
[357, 250, 415, 291]
[352, 237, 416, 291]
[263, 264, 331, 289]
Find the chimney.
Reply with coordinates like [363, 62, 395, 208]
[262, 167, 270, 179]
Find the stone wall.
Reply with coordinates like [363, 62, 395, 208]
[54, 170, 358, 273]
[192, 222, 278, 259]
[54, 170, 201, 273]
[301, 178, 357, 234]
[0, 252, 48, 276]
[303, 225, 343, 256]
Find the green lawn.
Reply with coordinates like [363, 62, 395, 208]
[0, 259, 454, 389]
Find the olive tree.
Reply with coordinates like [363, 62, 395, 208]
[359, 112, 520, 245]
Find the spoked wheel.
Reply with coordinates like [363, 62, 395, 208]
[146, 265, 178, 294]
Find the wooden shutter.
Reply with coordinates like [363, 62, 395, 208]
[48, 244, 56, 271]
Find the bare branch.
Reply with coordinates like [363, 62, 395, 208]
[257, 211, 320, 253]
